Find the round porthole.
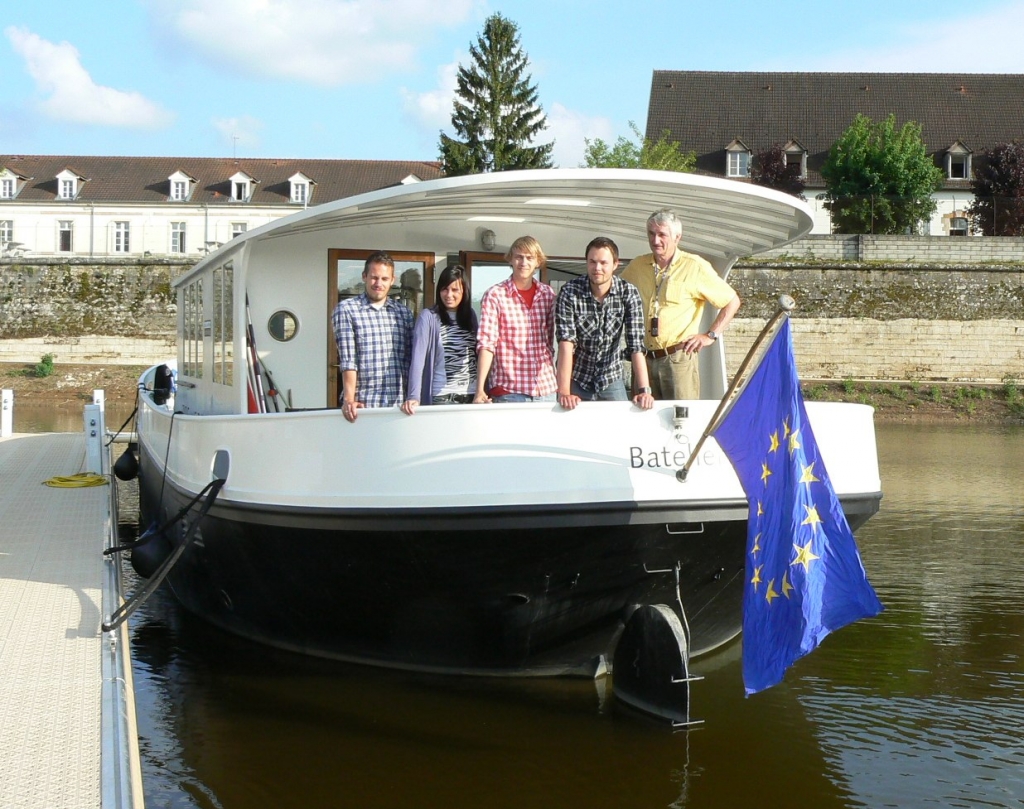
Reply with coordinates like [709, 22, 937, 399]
[267, 310, 298, 342]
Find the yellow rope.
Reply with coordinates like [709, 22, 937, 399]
[42, 473, 109, 488]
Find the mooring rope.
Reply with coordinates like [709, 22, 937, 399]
[42, 472, 109, 488]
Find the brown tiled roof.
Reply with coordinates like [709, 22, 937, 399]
[0, 155, 443, 204]
[646, 71, 1024, 187]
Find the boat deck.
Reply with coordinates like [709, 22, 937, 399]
[0, 432, 143, 809]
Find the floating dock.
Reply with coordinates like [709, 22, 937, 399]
[0, 430, 144, 809]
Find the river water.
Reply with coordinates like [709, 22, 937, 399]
[24, 409, 1024, 807]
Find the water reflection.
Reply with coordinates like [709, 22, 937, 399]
[13, 402, 136, 435]
[119, 422, 1024, 808]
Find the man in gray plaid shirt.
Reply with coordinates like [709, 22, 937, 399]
[332, 251, 413, 422]
[554, 237, 654, 411]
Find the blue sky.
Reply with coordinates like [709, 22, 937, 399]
[3, 0, 1024, 168]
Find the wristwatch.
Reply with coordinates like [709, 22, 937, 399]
[637, 386, 652, 395]
[706, 330, 719, 341]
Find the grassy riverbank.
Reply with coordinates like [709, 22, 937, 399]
[4, 361, 1024, 425]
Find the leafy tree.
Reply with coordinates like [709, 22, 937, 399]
[821, 113, 944, 234]
[582, 121, 696, 172]
[968, 141, 1024, 235]
[750, 144, 805, 198]
[439, 13, 553, 175]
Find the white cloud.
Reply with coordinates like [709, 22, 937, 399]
[212, 116, 265, 153]
[5, 26, 174, 129]
[400, 58, 461, 132]
[544, 103, 615, 169]
[807, 2, 1024, 71]
[145, 0, 478, 86]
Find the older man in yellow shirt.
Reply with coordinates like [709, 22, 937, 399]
[620, 208, 740, 399]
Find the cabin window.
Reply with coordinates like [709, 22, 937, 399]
[334, 257, 426, 318]
[181, 278, 204, 379]
[171, 222, 187, 254]
[328, 249, 435, 407]
[212, 264, 234, 385]
[113, 221, 130, 253]
[58, 221, 73, 252]
[268, 310, 298, 342]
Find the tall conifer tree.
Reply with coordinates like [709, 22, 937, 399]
[439, 14, 553, 175]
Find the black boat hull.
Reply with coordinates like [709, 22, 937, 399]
[138, 455, 753, 676]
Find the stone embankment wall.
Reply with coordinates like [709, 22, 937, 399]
[755, 233, 1024, 265]
[2, 238, 1023, 383]
[728, 235, 1024, 383]
[0, 257, 185, 365]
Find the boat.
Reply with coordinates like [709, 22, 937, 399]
[131, 168, 881, 695]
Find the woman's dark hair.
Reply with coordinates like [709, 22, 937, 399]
[433, 265, 475, 330]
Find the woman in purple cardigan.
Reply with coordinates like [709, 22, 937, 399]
[401, 265, 478, 415]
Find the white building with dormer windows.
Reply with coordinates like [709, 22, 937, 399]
[644, 72, 1024, 235]
[0, 156, 442, 258]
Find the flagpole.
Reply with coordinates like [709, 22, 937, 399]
[676, 294, 796, 483]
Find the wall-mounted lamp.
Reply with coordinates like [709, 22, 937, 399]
[480, 229, 496, 251]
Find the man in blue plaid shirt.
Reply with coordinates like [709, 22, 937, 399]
[554, 237, 654, 410]
[332, 251, 413, 422]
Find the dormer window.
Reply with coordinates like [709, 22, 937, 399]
[947, 141, 972, 180]
[783, 139, 808, 179]
[289, 172, 313, 205]
[169, 170, 195, 202]
[0, 168, 27, 200]
[56, 169, 85, 200]
[726, 139, 751, 178]
[229, 171, 256, 202]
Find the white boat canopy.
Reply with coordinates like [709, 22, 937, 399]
[183, 168, 814, 284]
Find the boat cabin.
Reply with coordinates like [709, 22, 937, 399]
[169, 169, 814, 416]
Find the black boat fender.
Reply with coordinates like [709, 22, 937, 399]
[129, 523, 173, 578]
[113, 446, 139, 481]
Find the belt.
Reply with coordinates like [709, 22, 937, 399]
[646, 341, 686, 359]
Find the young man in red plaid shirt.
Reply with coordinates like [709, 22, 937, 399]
[474, 235, 557, 403]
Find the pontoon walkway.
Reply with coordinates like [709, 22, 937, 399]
[0, 432, 143, 809]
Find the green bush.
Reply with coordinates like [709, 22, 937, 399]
[33, 353, 55, 378]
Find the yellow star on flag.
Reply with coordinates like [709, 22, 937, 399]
[782, 416, 791, 439]
[761, 462, 772, 485]
[788, 428, 802, 455]
[781, 572, 794, 599]
[757, 500, 763, 517]
[792, 540, 820, 573]
[751, 533, 761, 556]
[765, 579, 780, 604]
[751, 564, 763, 591]
[799, 462, 820, 485]
[769, 431, 780, 453]
[801, 504, 823, 533]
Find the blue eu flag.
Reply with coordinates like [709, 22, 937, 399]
[713, 320, 883, 695]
